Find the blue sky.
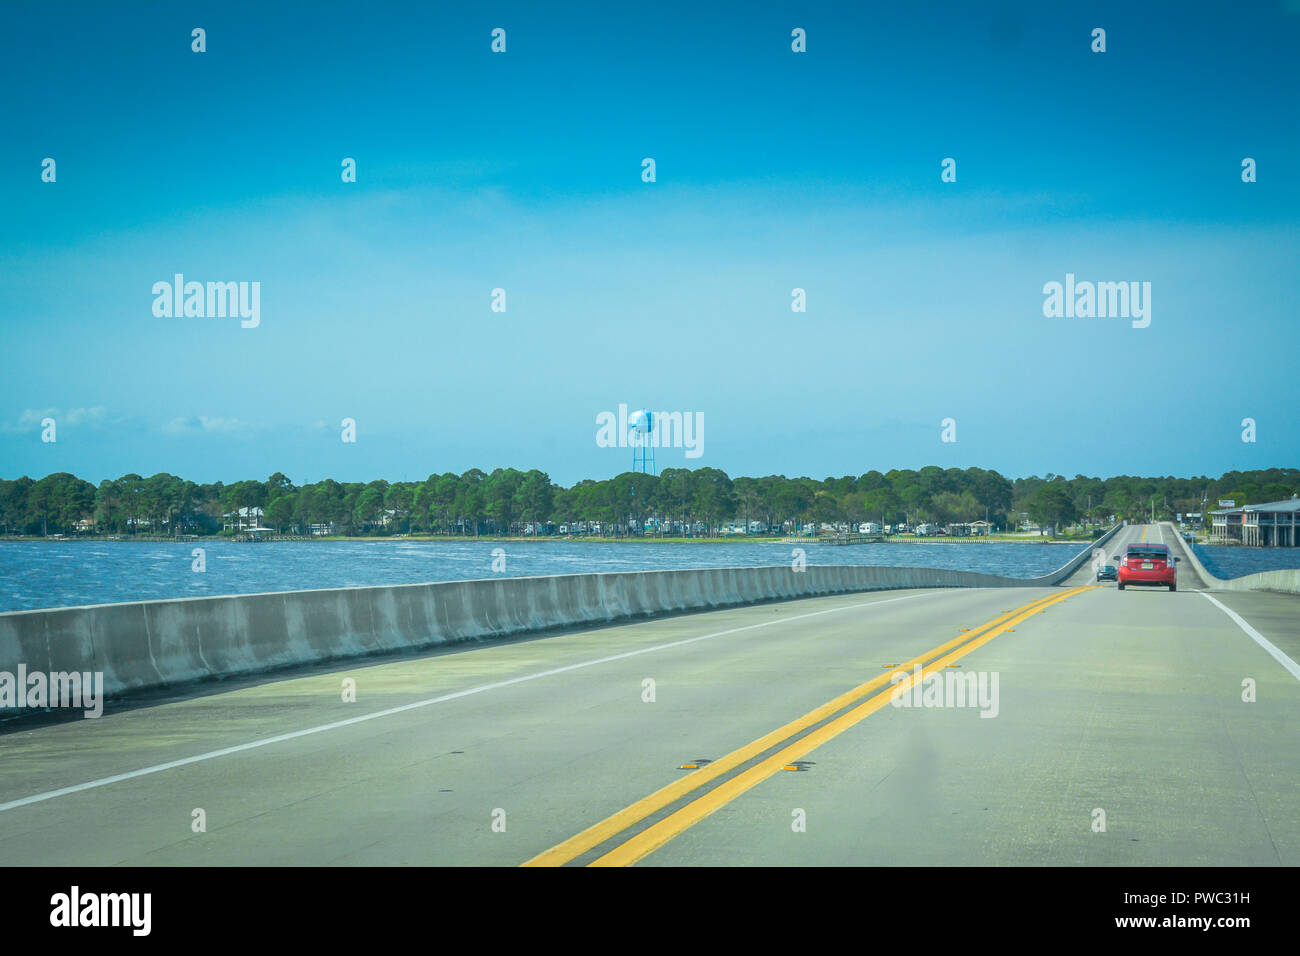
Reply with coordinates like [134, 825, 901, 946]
[2, 0, 1298, 486]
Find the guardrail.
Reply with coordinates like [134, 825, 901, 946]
[1161, 522, 1300, 595]
[0, 525, 1125, 714]
[1213, 569, 1300, 594]
[1023, 522, 1125, 586]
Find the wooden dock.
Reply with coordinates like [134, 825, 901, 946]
[823, 533, 885, 545]
[780, 534, 885, 546]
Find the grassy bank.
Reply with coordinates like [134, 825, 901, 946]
[2, 532, 1101, 545]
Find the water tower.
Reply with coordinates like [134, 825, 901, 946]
[629, 408, 655, 475]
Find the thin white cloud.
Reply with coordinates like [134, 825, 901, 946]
[6, 406, 108, 432]
[162, 415, 250, 437]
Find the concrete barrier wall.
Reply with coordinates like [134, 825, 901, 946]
[1032, 522, 1125, 586]
[1159, 521, 1300, 595]
[0, 528, 1122, 709]
[1161, 521, 1221, 588]
[1199, 569, 1300, 595]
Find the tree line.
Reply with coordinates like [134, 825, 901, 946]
[1, 467, 1296, 538]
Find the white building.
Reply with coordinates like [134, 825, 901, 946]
[223, 507, 264, 531]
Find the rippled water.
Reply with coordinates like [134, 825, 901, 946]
[1193, 544, 1300, 580]
[0, 539, 1092, 612]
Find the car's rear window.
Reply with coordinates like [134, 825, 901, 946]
[1126, 546, 1168, 558]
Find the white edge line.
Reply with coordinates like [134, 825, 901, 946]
[1199, 591, 1300, 683]
[0, 589, 945, 814]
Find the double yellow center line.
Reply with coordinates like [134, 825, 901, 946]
[524, 585, 1095, 867]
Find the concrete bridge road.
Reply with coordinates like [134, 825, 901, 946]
[1061, 520, 1210, 589]
[1, 528, 1296, 866]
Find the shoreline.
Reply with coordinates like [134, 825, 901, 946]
[0, 533, 1102, 546]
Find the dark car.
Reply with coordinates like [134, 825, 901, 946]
[1096, 564, 1118, 581]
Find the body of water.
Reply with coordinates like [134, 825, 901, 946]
[1193, 544, 1300, 581]
[0, 539, 1092, 612]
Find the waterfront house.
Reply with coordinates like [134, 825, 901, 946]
[1209, 497, 1300, 546]
[223, 507, 264, 532]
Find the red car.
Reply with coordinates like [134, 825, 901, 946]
[1114, 543, 1179, 591]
